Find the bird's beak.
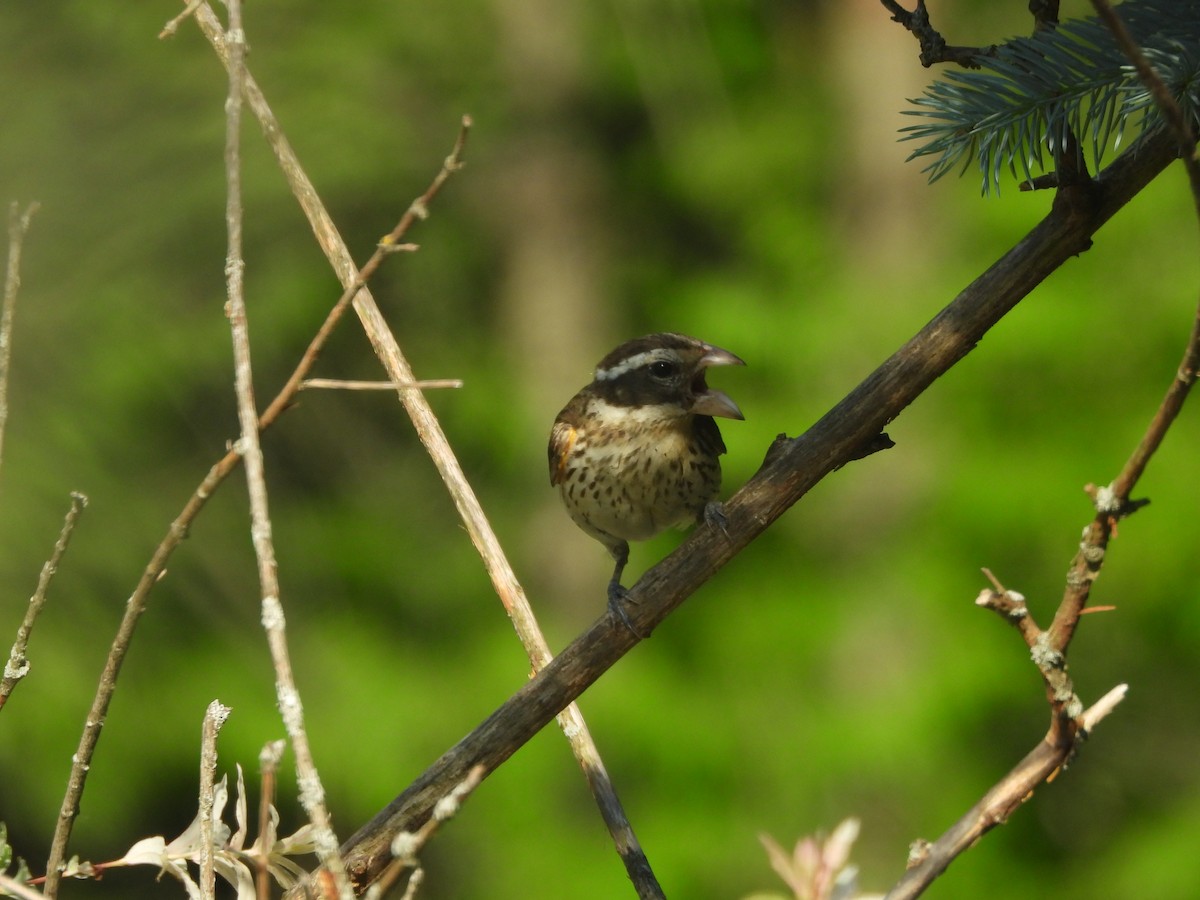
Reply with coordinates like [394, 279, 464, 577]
[691, 344, 746, 420]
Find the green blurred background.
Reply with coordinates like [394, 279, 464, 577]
[1, 1, 1198, 897]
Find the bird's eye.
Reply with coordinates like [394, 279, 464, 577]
[648, 360, 676, 379]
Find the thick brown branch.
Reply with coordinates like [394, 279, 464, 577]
[288, 127, 1187, 897]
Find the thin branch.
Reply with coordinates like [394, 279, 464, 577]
[184, 4, 664, 894]
[38, 44, 468, 900]
[0, 492, 87, 711]
[256, 740, 287, 900]
[158, 0, 202, 38]
[365, 766, 486, 900]
[198, 700, 231, 900]
[281, 122, 1191, 899]
[220, 3, 351, 896]
[879, 0, 997, 68]
[0, 201, 39, 483]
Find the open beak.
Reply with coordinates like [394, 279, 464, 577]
[691, 344, 745, 420]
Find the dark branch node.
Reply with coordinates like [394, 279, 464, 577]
[881, 0, 998, 68]
[846, 432, 895, 463]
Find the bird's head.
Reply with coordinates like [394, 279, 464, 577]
[593, 333, 745, 420]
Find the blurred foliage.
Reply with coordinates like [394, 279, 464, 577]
[0, 1, 1198, 899]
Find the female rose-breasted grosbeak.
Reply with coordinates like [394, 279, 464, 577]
[549, 333, 745, 632]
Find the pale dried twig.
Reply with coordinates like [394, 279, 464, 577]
[219, 2, 350, 896]
[198, 700, 232, 900]
[257, 740, 287, 900]
[0, 201, 39, 482]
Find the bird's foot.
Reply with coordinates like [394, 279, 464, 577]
[702, 500, 730, 537]
[607, 581, 646, 639]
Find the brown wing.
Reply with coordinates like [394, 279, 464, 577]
[548, 416, 579, 486]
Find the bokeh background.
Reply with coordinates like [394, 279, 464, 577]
[2, 1, 1198, 897]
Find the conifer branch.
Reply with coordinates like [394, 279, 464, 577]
[901, 0, 1200, 194]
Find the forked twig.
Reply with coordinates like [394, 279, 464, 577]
[879, 0, 997, 68]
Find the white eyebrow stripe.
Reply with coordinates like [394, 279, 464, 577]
[595, 351, 664, 381]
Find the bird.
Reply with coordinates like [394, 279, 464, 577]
[548, 333, 745, 635]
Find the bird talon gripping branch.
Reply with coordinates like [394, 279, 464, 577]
[548, 333, 745, 635]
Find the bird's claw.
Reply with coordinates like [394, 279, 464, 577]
[607, 581, 646, 639]
[702, 500, 730, 537]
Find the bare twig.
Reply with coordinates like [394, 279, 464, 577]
[0, 492, 87, 711]
[0, 201, 39, 482]
[257, 740, 287, 900]
[158, 0, 203, 38]
[184, 4, 664, 894]
[878, 0, 997, 68]
[220, 4, 350, 896]
[365, 766, 486, 900]
[198, 700, 232, 900]
[299, 378, 463, 392]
